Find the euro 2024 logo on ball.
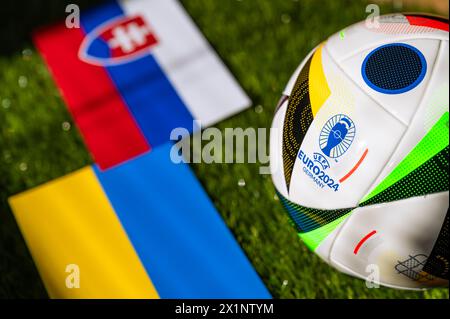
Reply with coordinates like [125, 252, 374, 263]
[297, 114, 355, 192]
[319, 114, 356, 159]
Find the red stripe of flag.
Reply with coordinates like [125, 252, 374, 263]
[33, 24, 150, 170]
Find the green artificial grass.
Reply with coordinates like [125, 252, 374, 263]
[0, 0, 448, 299]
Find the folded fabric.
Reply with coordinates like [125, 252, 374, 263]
[9, 143, 271, 298]
[33, 0, 250, 170]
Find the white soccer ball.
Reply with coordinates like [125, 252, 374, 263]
[270, 13, 449, 289]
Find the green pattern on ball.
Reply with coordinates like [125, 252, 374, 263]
[299, 212, 352, 251]
[362, 112, 449, 203]
[361, 145, 449, 206]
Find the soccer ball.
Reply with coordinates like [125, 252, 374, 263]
[270, 13, 449, 289]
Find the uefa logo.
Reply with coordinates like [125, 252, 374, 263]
[319, 114, 355, 158]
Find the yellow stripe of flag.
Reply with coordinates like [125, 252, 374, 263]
[8, 167, 159, 299]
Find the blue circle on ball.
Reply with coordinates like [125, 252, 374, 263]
[361, 43, 427, 94]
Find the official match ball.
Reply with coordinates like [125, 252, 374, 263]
[270, 13, 449, 289]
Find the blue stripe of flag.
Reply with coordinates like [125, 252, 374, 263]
[80, 0, 194, 147]
[94, 142, 271, 298]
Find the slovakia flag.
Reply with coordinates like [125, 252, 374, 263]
[34, 0, 250, 170]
